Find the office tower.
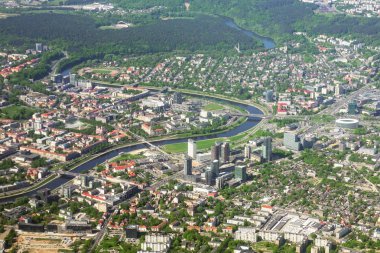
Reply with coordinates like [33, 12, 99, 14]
[173, 92, 183, 104]
[81, 176, 89, 187]
[184, 156, 192, 176]
[265, 90, 274, 102]
[335, 84, 343, 96]
[205, 169, 213, 186]
[188, 139, 197, 159]
[211, 159, 219, 179]
[211, 142, 222, 161]
[216, 177, 224, 189]
[244, 145, 252, 159]
[262, 137, 272, 162]
[283, 132, 302, 151]
[70, 74, 77, 86]
[348, 101, 357, 115]
[62, 186, 72, 198]
[235, 165, 247, 181]
[221, 142, 230, 163]
[35, 43, 43, 52]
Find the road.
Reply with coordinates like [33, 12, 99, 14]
[318, 84, 372, 115]
[51, 51, 68, 76]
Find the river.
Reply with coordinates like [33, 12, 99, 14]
[0, 18, 271, 203]
[0, 92, 263, 203]
[223, 18, 276, 49]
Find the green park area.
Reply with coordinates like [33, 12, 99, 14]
[202, 103, 224, 111]
[0, 105, 37, 120]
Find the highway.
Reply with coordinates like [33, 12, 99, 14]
[318, 84, 372, 115]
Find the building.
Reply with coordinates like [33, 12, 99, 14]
[188, 139, 197, 159]
[335, 84, 344, 96]
[262, 137, 272, 162]
[216, 177, 224, 189]
[235, 227, 258, 243]
[126, 225, 139, 239]
[211, 142, 222, 161]
[265, 90, 274, 102]
[184, 156, 192, 176]
[235, 165, 247, 181]
[221, 142, 230, 163]
[347, 101, 358, 115]
[211, 160, 219, 179]
[283, 132, 302, 151]
[51, 74, 63, 84]
[335, 118, 359, 129]
[35, 43, 43, 52]
[172, 92, 183, 104]
[205, 169, 213, 186]
[244, 145, 252, 159]
[70, 74, 77, 86]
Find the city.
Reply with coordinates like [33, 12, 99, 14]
[0, 0, 379, 253]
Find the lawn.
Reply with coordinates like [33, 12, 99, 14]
[202, 103, 224, 111]
[0, 105, 37, 120]
[162, 138, 225, 153]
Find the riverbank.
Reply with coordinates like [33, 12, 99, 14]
[0, 87, 268, 203]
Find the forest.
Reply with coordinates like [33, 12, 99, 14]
[0, 13, 262, 54]
[111, 0, 380, 45]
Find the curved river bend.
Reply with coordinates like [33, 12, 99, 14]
[0, 18, 271, 203]
[0, 95, 263, 203]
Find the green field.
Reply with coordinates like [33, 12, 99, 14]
[202, 103, 224, 111]
[0, 105, 37, 120]
[162, 138, 225, 153]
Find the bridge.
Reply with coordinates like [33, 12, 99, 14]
[56, 170, 84, 178]
[227, 113, 307, 120]
[125, 129, 170, 157]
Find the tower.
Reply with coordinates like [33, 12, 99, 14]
[70, 74, 77, 86]
[244, 145, 252, 159]
[210, 160, 219, 179]
[36, 43, 43, 52]
[184, 0, 190, 11]
[265, 90, 274, 102]
[184, 156, 192, 176]
[221, 142, 230, 163]
[211, 142, 222, 161]
[173, 92, 183, 104]
[205, 169, 213, 186]
[188, 139, 197, 159]
[235, 165, 247, 181]
[262, 137, 272, 162]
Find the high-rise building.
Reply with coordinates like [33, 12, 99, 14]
[262, 137, 272, 162]
[35, 43, 43, 52]
[221, 142, 230, 163]
[70, 74, 77, 86]
[211, 160, 219, 179]
[173, 92, 183, 104]
[235, 166, 247, 181]
[244, 145, 252, 159]
[335, 84, 344, 96]
[205, 169, 213, 186]
[184, 156, 192, 176]
[283, 132, 302, 151]
[188, 139, 197, 159]
[211, 142, 222, 161]
[348, 101, 357, 115]
[265, 90, 274, 102]
[216, 177, 224, 189]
